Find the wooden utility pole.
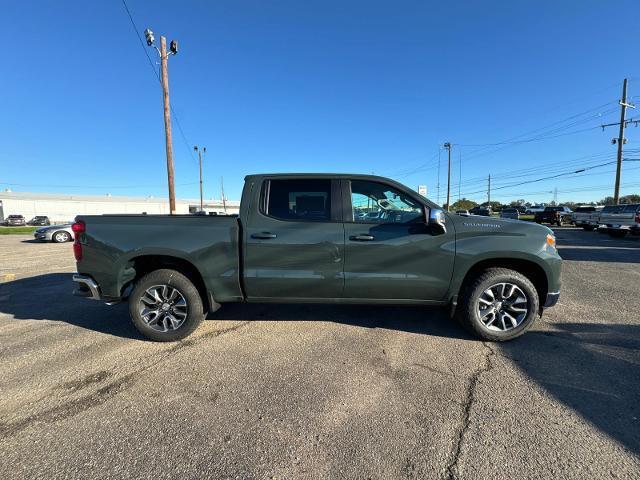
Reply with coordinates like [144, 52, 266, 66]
[444, 142, 452, 211]
[487, 174, 491, 204]
[614, 78, 629, 204]
[160, 36, 176, 214]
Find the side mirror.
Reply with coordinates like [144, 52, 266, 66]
[428, 208, 447, 234]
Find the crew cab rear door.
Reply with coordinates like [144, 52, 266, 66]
[242, 177, 345, 299]
[342, 178, 455, 301]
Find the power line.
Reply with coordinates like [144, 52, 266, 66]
[455, 150, 617, 188]
[121, 0, 198, 166]
[458, 160, 619, 197]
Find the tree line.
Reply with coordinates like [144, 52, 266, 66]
[448, 194, 640, 212]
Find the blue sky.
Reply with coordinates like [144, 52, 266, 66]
[2, 0, 640, 204]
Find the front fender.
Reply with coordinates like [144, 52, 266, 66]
[448, 229, 562, 300]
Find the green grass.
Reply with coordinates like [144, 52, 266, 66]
[0, 226, 37, 234]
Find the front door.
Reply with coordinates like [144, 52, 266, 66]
[343, 179, 455, 301]
[243, 178, 345, 299]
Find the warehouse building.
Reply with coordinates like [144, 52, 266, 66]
[0, 191, 240, 224]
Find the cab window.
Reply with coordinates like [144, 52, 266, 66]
[350, 180, 423, 224]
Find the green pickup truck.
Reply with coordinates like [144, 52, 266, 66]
[72, 173, 561, 342]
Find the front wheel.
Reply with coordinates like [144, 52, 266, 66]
[129, 269, 205, 341]
[456, 268, 540, 341]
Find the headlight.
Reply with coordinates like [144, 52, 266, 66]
[546, 233, 556, 249]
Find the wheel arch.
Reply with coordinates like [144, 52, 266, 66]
[455, 257, 549, 306]
[123, 254, 214, 313]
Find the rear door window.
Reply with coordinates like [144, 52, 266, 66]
[264, 179, 332, 221]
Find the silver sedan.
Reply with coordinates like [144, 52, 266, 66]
[33, 224, 74, 243]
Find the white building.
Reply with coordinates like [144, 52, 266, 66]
[0, 191, 240, 224]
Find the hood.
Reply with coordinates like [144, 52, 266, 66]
[447, 213, 553, 237]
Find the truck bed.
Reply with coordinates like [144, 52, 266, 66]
[75, 214, 243, 302]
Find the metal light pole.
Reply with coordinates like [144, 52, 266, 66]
[443, 142, 452, 211]
[194, 146, 206, 212]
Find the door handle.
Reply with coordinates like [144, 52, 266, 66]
[349, 234, 375, 241]
[251, 232, 277, 239]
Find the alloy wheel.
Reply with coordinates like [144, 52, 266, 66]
[138, 285, 188, 332]
[477, 282, 529, 332]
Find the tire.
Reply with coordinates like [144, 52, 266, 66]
[608, 230, 627, 238]
[455, 268, 540, 342]
[582, 225, 594, 231]
[52, 231, 71, 243]
[128, 269, 205, 342]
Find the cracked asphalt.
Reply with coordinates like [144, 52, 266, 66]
[0, 228, 639, 479]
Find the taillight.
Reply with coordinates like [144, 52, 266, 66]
[72, 221, 85, 235]
[72, 221, 85, 261]
[635, 212, 640, 224]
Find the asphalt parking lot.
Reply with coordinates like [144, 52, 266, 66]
[0, 228, 639, 479]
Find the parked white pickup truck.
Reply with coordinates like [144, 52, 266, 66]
[573, 205, 603, 231]
[599, 203, 640, 237]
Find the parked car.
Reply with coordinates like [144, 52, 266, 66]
[455, 209, 470, 216]
[572, 206, 603, 231]
[525, 206, 545, 214]
[4, 215, 26, 226]
[28, 215, 51, 226]
[33, 224, 74, 243]
[72, 173, 561, 343]
[500, 208, 520, 220]
[534, 206, 572, 226]
[599, 203, 640, 237]
[469, 206, 492, 216]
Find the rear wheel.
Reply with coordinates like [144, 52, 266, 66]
[129, 269, 204, 341]
[456, 268, 540, 341]
[608, 230, 627, 238]
[52, 231, 71, 243]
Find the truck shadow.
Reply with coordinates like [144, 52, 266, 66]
[0, 273, 143, 340]
[213, 302, 471, 339]
[0, 273, 468, 341]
